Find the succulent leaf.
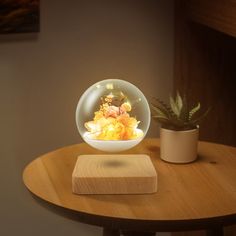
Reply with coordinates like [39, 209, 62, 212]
[152, 98, 172, 115]
[151, 92, 210, 131]
[176, 92, 183, 113]
[150, 103, 168, 118]
[152, 115, 170, 122]
[170, 95, 181, 117]
[189, 107, 210, 126]
[189, 103, 201, 120]
[179, 94, 189, 122]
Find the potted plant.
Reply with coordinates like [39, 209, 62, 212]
[151, 92, 210, 163]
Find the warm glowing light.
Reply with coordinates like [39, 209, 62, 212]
[84, 92, 144, 140]
[106, 83, 114, 90]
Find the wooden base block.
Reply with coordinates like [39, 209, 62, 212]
[72, 154, 157, 194]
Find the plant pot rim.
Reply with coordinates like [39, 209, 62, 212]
[160, 126, 199, 133]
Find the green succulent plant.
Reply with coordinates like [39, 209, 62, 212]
[151, 92, 210, 131]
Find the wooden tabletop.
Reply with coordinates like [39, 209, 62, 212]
[23, 139, 236, 231]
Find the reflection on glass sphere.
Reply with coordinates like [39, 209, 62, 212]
[75, 79, 150, 152]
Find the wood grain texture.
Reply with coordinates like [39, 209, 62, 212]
[186, 0, 236, 38]
[23, 139, 236, 232]
[174, 0, 236, 147]
[72, 154, 157, 194]
[174, 1, 236, 234]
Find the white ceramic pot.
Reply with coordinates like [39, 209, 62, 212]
[160, 127, 199, 163]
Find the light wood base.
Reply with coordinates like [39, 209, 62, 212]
[72, 154, 157, 194]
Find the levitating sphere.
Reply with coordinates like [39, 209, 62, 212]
[75, 79, 150, 152]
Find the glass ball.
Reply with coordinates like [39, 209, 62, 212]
[75, 79, 150, 152]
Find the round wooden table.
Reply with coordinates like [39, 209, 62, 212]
[23, 139, 236, 236]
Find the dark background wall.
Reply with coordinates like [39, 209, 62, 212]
[0, 0, 173, 235]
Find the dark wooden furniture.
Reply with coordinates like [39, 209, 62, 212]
[174, 0, 236, 147]
[23, 139, 236, 236]
[174, 2, 236, 235]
